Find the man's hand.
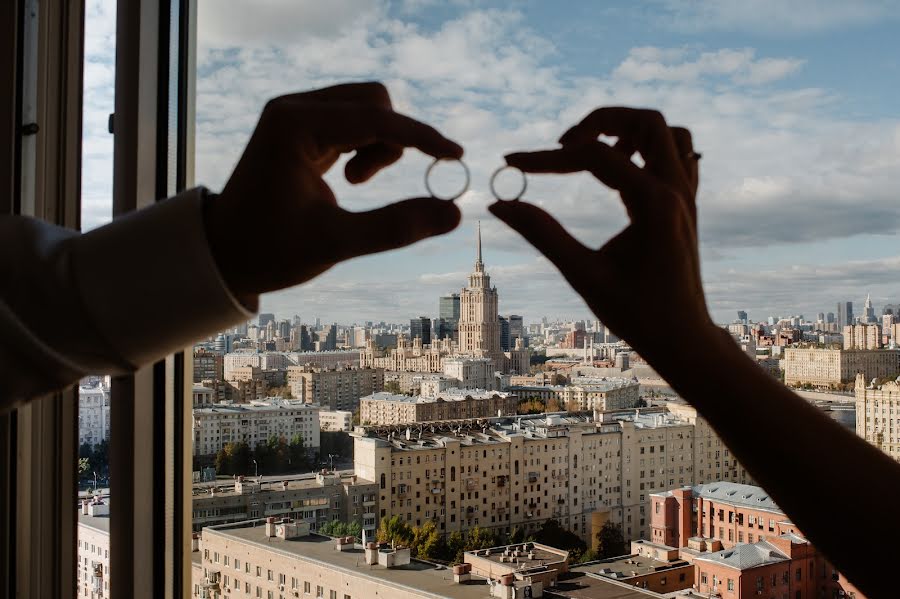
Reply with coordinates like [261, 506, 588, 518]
[204, 82, 464, 302]
[489, 107, 710, 363]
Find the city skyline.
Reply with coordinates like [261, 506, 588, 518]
[81, 0, 900, 322]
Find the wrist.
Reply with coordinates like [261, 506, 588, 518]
[201, 190, 257, 308]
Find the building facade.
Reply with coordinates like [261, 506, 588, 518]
[855, 372, 900, 460]
[353, 403, 753, 546]
[843, 323, 882, 350]
[78, 379, 111, 447]
[77, 500, 110, 599]
[509, 377, 640, 412]
[783, 347, 900, 387]
[442, 357, 495, 390]
[192, 399, 320, 457]
[193, 348, 225, 382]
[318, 409, 354, 432]
[457, 223, 505, 371]
[286, 365, 384, 411]
[358, 390, 518, 425]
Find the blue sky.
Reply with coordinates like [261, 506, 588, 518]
[82, 0, 900, 325]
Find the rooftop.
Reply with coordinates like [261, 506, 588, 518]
[544, 571, 660, 599]
[192, 398, 318, 414]
[585, 554, 690, 580]
[694, 540, 789, 570]
[361, 390, 514, 405]
[77, 510, 111, 535]
[652, 482, 784, 515]
[465, 542, 568, 569]
[204, 523, 494, 599]
[191, 470, 374, 497]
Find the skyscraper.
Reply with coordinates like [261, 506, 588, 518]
[439, 293, 460, 340]
[508, 314, 525, 347]
[864, 293, 876, 323]
[837, 302, 853, 329]
[499, 316, 510, 351]
[409, 316, 432, 346]
[736, 310, 748, 324]
[457, 223, 503, 368]
[258, 313, 275, 328]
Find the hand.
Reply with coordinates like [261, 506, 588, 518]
[489, 107, 711, 364]
[204, 82, 464, 302]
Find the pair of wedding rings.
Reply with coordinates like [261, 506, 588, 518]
[424, 158, 527, 202]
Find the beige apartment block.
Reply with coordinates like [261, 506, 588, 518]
[843, 324, 883, 350]
[192, 471, 378, 535]
[783, 347, 900, 388]
[359, 390, 518, 426]
[359, 335, 455, 373]
[193, 523, 558, 599]
[855, 371, 900, 460]
[192, 399, 320, 457]
[353, 403, 752, 546]
[508, 377, 640, 412]
[286, 365, 384, 410]
[77, 499, 111, 599]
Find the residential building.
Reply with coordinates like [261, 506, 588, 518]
[353, 403, 753, 545]
[360, 336, 455, 373]
[224, 350, 359, 380]
[286, 365, 384, 411]
[193, 348, 224, 382]
[77, 499, 110, 598]
[442, 357, 495, 390]
[358, 390, 518, 425]
[192, 399, 320, 457]
[855, 372, 900, 459]
[783, 347, 900, 388]
[319, 409, 353, 432]
[582, 540, 693, 593]
[650, 482, 864, 598]
[843, 323, 882, 350]
[192, 471, 377, 534]
[509, 377, 640, 412]
[78, 378, 111, 447]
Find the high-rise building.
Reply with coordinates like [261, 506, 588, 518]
[409, 316, 432, 346]
[258, 312, 275, 328]
[508, 314, 525, 347]
[827, 312, 835, 323]
[320, 324, 337, 351]
[439, 293, 461, 340]
[837, 301, 853, 329]
[457, 223, 504, 369]
[736, 310, 748, 324]
[864, 293, 877, 323]
[499, 315, 510, 351]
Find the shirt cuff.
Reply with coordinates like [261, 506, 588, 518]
[71, 187, 258, 370]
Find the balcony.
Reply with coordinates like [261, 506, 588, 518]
[527, 473, 539, 483]
[363, 499, 376, 507]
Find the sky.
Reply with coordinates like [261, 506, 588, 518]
[81, 0, 900, 325]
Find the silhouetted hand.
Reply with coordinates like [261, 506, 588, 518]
[204, 82, 463, 303]
[489, 107, 708, 364]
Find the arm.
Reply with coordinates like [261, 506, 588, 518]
[489, 106, 898, 596]
[1, 81, 463, 410]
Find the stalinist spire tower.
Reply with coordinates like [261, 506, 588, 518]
[457, 222, 504, 368]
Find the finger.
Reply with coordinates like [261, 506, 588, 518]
[278, 81, 393, 109]
[488, 200, 590, 273]
[670, 126, 699, 195]
[345, 143, 404, 183]
[309, 103, 463, 160]
[505, 144, 662, 220]
[559, 107, 687, 188]
[331, 198, 461, 261]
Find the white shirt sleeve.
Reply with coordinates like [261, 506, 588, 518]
[0, 187, 257, 410]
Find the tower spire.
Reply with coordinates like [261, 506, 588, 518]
[475, 221, 483, 271]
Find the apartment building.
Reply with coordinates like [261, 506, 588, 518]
[352, 403, 753, 546]
[78, 379, 111, 447]
[359, 336, 454, 373]
[783, 347, 900, 387]
[286, 365, 384, 410]
[319, 409, 353, 432]
[224, 350, 359, 380]
[359, 389, 518, 425]
[76, 499, 110, 599]
[649, 482, 864, 598]
[193, 348, 225, 382]
[192, 399, 320, 457]
[508, 377, 640, 412]
[855, 371, 900, 459]
[843, 323, 883, 350]
[192, 471, 378, 534]
[442, 357, 496, 390]
[193, 524, 561, 599]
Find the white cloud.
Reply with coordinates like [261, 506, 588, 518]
[613, 47, 804, 85]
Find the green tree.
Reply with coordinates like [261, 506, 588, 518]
[78, 457, 91, 476]
[446, 531, 466, 564]
[533, 519, 586, 559]
[376, 515, 413, 546]
[410, 521, 443, 560]
[596, 521, 626, 559]
[507, 526, 525, 545]
[288, 434, 309, 471]
[384, 380, 402, 394]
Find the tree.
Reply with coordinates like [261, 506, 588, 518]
[288, 434, 308, 471]
[507, 527, 525, 545]
[376, 515, 412, 546]
[410, 521, 443, 560]
[596, 521, 626, 559]
[533, 519, 586, 559]
[215, 441, 252, 475]
[446, 531, 466, 564]
[384, 380, 402, 394]
[78, 457, 91, 476]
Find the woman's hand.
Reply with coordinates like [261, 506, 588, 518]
[489, 107, 711, 364]
[205, 82, 464, 302]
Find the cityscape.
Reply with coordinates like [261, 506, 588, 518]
[74, 228, 886, 598]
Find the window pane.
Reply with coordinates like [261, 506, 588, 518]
[77, 2, 115, 597]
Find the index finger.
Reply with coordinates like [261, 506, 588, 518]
[559, 107, 687, 189]
[306, 102, 464, 160]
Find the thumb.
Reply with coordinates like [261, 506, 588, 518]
[333, 197, 461, 260]
[488, 200, 590, 273]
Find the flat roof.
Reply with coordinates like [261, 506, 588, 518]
[544, 571, 659, 598]
[205, 524, 495, 599]
[465, 543, 567, 568]
[583, 554, 689, 580]
[77, 511, 111, 535]
[191, 470, 373, 495]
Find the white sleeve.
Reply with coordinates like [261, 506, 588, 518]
[0, 187, 257, 409]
